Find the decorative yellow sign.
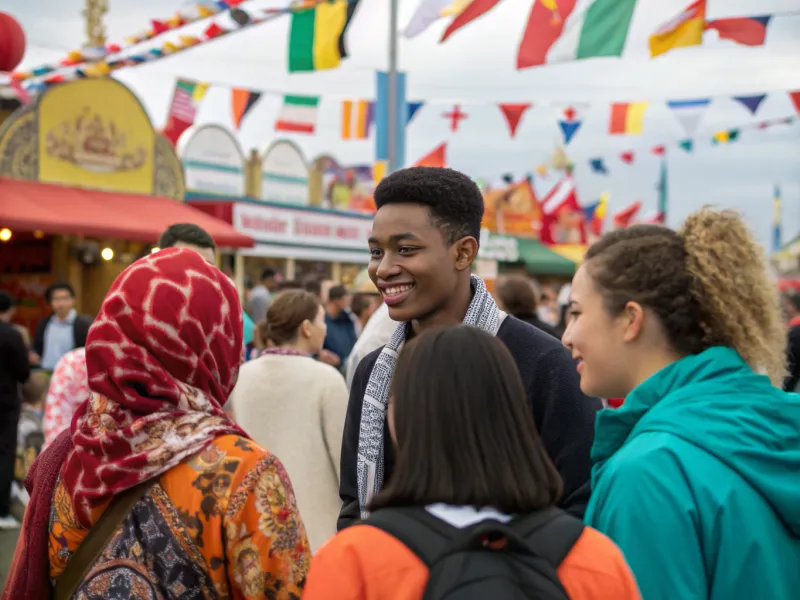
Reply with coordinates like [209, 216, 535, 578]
[38, 79, 155, 194]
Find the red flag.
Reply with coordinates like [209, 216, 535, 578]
[498, 103, 531, 137]
[790, 90, 800, 115]
[651, 145, 666, 156]
[704, 16, 770, 46]
[204, 23, 226, 38]
[414, 143, 447, 168]
[151, 20, 169, 34]
[612, 201, 642, 228]
[620, 151, 635, 164]
[517, 0, 577, 69]
[441, 0, 504, 43]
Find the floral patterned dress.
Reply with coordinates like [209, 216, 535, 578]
[48, 434, 311, 599]
[43, 348, 89, 447]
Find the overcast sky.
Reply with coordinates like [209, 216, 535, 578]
[8, 0, 800, 246]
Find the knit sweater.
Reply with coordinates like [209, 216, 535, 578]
[338, 316, 601, 530]
[229, 354, 348, 551]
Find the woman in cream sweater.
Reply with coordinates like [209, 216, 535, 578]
[229, 289, 348, 551]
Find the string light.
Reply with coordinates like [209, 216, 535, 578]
[0, 228, 11, 242]
[101, 247, 114, 261]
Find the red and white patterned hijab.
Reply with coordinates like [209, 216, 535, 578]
[61, 247, 247, 526]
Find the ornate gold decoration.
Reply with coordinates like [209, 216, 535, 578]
[83, 0, 108, 47]
[44, 107, 147, 173]
[152, 134, 185, 200]
[0, 110, 39, 181]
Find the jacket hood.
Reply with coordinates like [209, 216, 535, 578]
[593, 346, 800, 535]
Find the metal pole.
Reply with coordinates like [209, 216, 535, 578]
[387, 0, 399, 173]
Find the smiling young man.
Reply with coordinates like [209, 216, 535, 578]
[338, 167, 601, 530]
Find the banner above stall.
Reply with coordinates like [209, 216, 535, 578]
[178, 123, 246, 196]
[260, 139, 309, 206]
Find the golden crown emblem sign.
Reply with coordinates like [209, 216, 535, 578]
[45, 107, 147, 173]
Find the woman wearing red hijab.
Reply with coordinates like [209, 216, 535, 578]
[4, 248, 310, 600]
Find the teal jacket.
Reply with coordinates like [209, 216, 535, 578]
[243, 312, 255, 346]
[586, 347, 800, 600]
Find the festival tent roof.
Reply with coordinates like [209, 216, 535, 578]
[0, 178, 254, 247]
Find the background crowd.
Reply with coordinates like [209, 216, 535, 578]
[0, 168, 799, 600]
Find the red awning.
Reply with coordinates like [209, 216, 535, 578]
[0, 178, 254, 248]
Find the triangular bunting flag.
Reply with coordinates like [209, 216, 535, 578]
[498, 103, 532, 138]
[589, 159, 608, 174]
[231, 89, 261, 129]
[204, 22, 226, 38]
[554, 104, 587, 146]
[407, 101, 424, 124]
[712, 129, 739, 144]
[790, 90, 800, 114]
[678, 139, 693, 152]
[733, 94, 766, 115]
[620, 151, 634, 164]
[151, 20, 169, 35]
[651, 145, 666, 156]
[414, 142, 447, 168]
[559, 121, 581, 145]
[667, 98, 710, 136]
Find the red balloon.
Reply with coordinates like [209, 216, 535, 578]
[0, 12, 26, 73]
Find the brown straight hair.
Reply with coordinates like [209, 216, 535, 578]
[264, 289, 320, 346]
[370, 326, 563, 514]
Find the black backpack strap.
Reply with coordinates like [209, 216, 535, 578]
[511, 507, 585, 567]
[366, 507, 459, 566]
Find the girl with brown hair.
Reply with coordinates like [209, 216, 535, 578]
[228, 289, 348, 552]
[563, 208, 800, 600]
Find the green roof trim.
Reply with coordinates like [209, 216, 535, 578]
[515, 237, 577, 277]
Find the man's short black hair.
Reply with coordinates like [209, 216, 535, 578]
[0, 291, 16, 312]
[261, 268, 277, 281]
[158, 223, 216, 251]
[373, 167, 484, 244]
[328, 285, 350, 302]
[45, 283, 74, 303]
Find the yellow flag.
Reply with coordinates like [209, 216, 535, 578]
[192, 82, 210, 103]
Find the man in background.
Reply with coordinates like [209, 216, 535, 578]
[494, 274, 560, 338]
[323, 285, 358, 372]
[0, 292, 30, 529]
[248, 268, 278, 323]
[33, 283, 92, 371]
[158, 222, 216, 265]
[350, 293, 381, 337]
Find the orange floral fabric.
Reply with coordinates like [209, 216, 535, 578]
[49, 434, 311, 599]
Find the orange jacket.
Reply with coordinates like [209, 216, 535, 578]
[304, 522, 641, 600]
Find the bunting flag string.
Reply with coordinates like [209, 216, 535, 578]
[153, 76, 798, 147]
[10, 0, 340, 92]
[583, 113, 795, 176]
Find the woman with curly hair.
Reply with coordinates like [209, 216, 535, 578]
[563, 208, 800, 600]
[5, 248, 310, 600]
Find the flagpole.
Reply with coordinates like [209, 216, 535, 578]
[387, 0, 399, 173]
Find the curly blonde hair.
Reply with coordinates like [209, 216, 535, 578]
[584, 207, 786, 386]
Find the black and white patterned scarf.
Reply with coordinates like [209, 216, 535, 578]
[356, 274, 506, 518]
